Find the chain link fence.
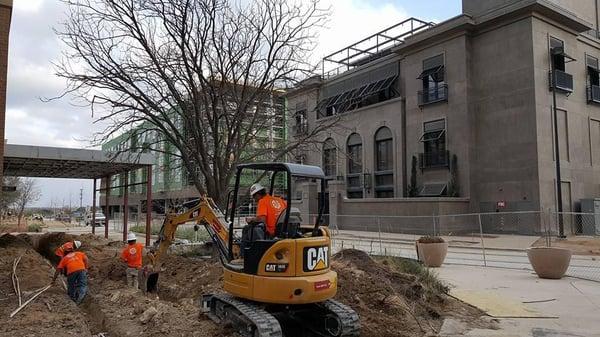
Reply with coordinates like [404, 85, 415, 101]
[328, 211, 600, 282]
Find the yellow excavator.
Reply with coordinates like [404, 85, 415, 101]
[143, 162, 360, 337]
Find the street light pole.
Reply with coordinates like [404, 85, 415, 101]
[550, 49, 565, 238]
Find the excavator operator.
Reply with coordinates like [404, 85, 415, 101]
[245, 183, 287, 237]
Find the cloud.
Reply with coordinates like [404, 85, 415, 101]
[315, 0, 410, 59]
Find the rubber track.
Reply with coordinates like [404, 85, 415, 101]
[209, 293, 283, 337]
[321, 299, 360, 337]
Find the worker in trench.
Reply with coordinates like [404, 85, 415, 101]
[120, 232, 144, 289]
[54, 240, 81, 258]
[52, 242, 89, 304]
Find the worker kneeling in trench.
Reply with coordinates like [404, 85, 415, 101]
[52, 241, 89, 304]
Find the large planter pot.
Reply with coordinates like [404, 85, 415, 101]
[416, 242, 449, 267]
[527, 247, 572, 279]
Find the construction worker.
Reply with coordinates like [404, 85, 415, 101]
[246, 183, 287, 237]
[52, 242, 89, 304]
[54, 240, 81, 258]
[120, 232, 144, 289]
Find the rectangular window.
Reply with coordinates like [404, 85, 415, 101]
[420, 119, 448, 169]
[374, 128, 394, 198]
[294, 101, 308, 135]
[550, 37, 565, 71]
[587, 55, 600, 104]
[418, 54, 447, 105]
[323, 148, 336, 177]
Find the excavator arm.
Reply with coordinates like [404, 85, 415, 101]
[143, 197, 236, 291]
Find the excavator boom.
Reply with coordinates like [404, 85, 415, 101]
[143, 197, 234, 291]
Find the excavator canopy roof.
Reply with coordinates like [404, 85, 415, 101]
[237, 162, 325, 179]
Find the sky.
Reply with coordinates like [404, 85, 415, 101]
[5, 0, 461, 207]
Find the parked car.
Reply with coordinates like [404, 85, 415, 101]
[85, 212, 107, 227]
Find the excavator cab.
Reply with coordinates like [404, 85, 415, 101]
[226, 163, 328, 263]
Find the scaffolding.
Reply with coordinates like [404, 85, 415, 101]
[322, 18, 434, 79]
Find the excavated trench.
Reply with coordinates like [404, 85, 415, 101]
[0, 232, 227, 337]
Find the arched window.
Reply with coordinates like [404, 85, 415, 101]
[374, 127, 394, 198]
[346, 133, 363, 198]
[322, 138, 337, 178]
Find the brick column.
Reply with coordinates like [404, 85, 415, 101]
[0, 1, 13, 213]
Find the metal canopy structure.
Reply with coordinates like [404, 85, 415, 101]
[2, 144, 154, 246]
[3, 144, 153, 179]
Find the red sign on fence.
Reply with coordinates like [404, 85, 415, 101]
[497, 200, 506, 208]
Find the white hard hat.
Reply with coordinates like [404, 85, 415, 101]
[73, 241, 82, 249]
[127, 232, 137, 241]
[249, 183, 266, 196]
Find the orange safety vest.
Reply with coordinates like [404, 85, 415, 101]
[121, 243, 144, 268]
[256, 195, 287, 236]
[57, 251, 88, 275]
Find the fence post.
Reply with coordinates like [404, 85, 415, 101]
[432, 214, 437, 236]
[478, 213, 487, 267]
[377, 217, 383, 256]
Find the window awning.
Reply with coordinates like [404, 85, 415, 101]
[417, 65, 444, 79]
[419, 129, 445, 142]
[419, 183, 447, 197]
[551, 47, 576, 62]
[317, 75, 397, 113]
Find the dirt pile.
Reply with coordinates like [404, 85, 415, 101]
[0, 234, 92, 337]
[332, 249, 490, 337]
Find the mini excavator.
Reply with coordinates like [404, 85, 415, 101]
[142, 163, 360, 337]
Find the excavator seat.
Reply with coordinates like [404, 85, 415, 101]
[274, 207, 302, 238]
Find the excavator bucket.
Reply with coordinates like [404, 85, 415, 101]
[140, 268, 159, 293]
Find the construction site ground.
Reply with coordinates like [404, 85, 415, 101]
[0, 231, 496, 337]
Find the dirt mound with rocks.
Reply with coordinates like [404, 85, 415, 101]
[332, 249, 492, 337]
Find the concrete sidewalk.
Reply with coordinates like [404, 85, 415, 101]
[436, 265, 600, 336]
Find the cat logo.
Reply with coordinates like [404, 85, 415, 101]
[303, 246, 329, 272]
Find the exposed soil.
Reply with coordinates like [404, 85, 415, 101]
[332, 249, 492, 337]
[0, 234, 92, 337]
[0, 233, 492, 337]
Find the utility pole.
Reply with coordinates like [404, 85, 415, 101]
[80, 188, 83, 209]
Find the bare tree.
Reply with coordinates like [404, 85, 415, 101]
[0, 177, 20, 218]
[55, 0, 338, 204]
[15, 178, 41, 230]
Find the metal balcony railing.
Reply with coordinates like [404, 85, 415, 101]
[550, 69, 573, 92]
[587, 85, 600, 104]
[419, 150, 450, 169]
[418, 83, 448, 106]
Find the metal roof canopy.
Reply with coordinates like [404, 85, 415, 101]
[3, 144, 153, 179]
[237, 162, 325, 179]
